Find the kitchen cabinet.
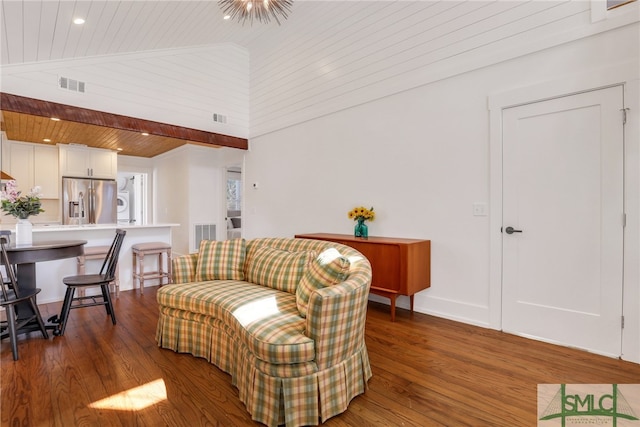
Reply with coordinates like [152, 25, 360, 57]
[295, 233, 431, 321]
[1, 141, 59, 198]
[58, 144, 117, 179]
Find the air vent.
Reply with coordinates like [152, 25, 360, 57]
[58, 76, 85, 93]
[194, 223, 216, 251]
[212, 113, 227, 124]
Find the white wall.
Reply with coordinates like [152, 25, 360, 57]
[154, 147, 190, 254]
[153, 145, 245, 256]
[244, 23, 640, 359]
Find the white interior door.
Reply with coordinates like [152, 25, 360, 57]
[502, 85, 624, 357]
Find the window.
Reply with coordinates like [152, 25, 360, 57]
[592, 0, 637, 22]
[226, 169, 242, 212]
[607, 0, 636, 9]
[226, 168, 242, 240]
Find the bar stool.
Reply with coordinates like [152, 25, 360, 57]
[132, 242, 172, 294]
[77, 245, 120, 297]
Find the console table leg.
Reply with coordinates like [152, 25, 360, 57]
[390, 295, 397, 322]
[410, 295, 415, 314]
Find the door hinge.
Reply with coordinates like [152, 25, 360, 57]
[622, 315, 625, 329]
[622, 108, 630, 125]
[623, 213, 627, 228]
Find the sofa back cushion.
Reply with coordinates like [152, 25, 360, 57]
[296, 248, 351, 318]
[245, 246, 314, 294]
[195, 238, 246, 281]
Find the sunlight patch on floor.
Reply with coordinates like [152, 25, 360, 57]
[88, 378, 167, 411]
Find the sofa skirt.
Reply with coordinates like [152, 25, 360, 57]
[156, 307, 372, 427]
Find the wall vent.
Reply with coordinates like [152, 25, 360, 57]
[212, 113, 227, 124]
[194, 223, 216, 251]
[58, 76, 86, 93]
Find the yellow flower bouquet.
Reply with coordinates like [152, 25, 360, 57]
[347, 206, 375, 222]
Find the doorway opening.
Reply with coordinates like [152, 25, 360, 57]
[226, 167, 242, 240]
[117, 172, 148, 225]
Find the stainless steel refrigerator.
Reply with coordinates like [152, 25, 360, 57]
[62, 177, 117, 225]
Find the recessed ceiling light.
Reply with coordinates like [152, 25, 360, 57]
[43, 138, 51, 142]
[51, 117, 60, 121]
[141, 132, 149, 136]
[224, 15, 231, 20]
[73, 18, 85, 25]
[116, 148, 123, 151]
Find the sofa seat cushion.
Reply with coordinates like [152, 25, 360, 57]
[157, 281, 315, 364]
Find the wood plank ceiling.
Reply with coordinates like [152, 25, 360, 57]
[0, 1, 427, 157]
[2, 1, 626, 154]
[0, 0, 289, 157]
[0, 93, 248, 158]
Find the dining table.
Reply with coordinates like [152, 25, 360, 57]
[2, 239, 86, 336]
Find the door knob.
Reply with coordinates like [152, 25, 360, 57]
[504, 226, 522, 234]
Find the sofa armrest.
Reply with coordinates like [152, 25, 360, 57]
[305, 263, 371, 370]
[172, 253, 199, 283]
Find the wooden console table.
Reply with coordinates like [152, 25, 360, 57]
[295, 233, 431, 321]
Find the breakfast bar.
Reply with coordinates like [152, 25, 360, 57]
[0, 223, 177, 303]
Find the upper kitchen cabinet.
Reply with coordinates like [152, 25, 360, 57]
[1, 141, 59, 199]
[58, 144, 117, 179]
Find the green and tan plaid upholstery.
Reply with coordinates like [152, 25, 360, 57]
[296, 248, 351, 318]
[195, 238, 246, 281]
[245, 246, 314, 293]
[171, 252, 198, 283]
[157, 280, 315, 364]
[156, 237, 372, 427]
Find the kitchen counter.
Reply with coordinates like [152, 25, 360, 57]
[0, 223, 179, 232]
[32, 223, 179, 232]
[0, 223, 179, 303]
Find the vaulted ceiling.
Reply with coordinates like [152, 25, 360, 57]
[1, 1, 630, 156]
[1, 1, 405, 156]
[0, 0, 339, 65]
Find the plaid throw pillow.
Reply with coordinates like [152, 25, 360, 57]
[296, 248, 351, 318]
[245, 246, 314, 294]
[172, 253, 198, 283]
[195, 238, 246, 281]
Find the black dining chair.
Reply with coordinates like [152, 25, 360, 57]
[50, 229, 126, 336]
[0, 230, 49, 360]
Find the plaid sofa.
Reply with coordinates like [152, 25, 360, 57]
[156, 237, 372, 426]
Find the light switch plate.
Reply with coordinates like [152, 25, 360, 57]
[473, 203, 488, 216]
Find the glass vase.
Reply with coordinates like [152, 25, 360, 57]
[354, 219, 368, 238]
[15, 218, 33, 246]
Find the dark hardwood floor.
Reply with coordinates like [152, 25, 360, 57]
[2, 286, 639, 426]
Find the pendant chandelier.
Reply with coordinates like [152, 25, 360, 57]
[219, 0, 293, 25]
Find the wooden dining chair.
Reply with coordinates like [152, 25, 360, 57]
[0, 230, 49, 360]
[50, 229, 126, 336]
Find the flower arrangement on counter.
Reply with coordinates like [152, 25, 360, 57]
[0, 180, 44, 220]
